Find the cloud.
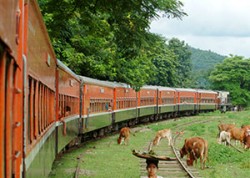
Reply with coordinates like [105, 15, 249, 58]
[150, 0, 250, 57]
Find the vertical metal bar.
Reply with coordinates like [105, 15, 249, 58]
[0, 49, 6, 178]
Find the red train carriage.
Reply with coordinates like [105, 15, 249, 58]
[158, 87, 177, 118]
[138, 86, 158, 121]
[24, 0, 57, 177]
[0, 0, 26, 177]
[56, 60, 81, 153]
[114, 84, 138, 125]
[80, 76, 115, 134]
[115, 84, 137, 110]
[175, 88, 197, 115]
[57, 60, 80, 119]
[197, 89, 218, 112]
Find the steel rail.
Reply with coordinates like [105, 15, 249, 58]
[171, 133, 196, 178]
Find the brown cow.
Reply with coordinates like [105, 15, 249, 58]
[218, 123, 236, 133]
[152, 128, 172, 146]
[228, 126, 250, 148]
[217, 123, 236, 138]
[180, 137, 208, 169]
[243, 129, 250, 149]
[117, 127, 131, 145]
[228, 127, 245, 145]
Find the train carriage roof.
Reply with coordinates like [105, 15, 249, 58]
[141, 85, 176, 91]
[57, 60, 80, 81]
[141, 85, 158, 90]
[79, 76, 129, 88]
[158, 86, 176, 91]
[175, 88, 197, 92]
[197, 89, 217, 94]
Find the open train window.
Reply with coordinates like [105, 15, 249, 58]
[27, 77, 55, 145]
[140, 96, 154, 106]
[89, 98, 112, 113]
[58, 94, 79, 118]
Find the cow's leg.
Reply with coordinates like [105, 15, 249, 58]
[226, 137, 230, 146]
[156, 137, 161, 146]
[124, 137, 129, 145]
[200, 151, 204, 169]
[168, 136, 172, 146]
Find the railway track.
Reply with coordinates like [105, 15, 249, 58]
[139, 118, 219, 178]
[139, 134, 201, 178]
[229, 142, 244, 153]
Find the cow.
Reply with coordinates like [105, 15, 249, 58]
[217, 123, 236, 137]
[117, 127, 131, 145]
[179, 137, 208, 169]
[218, 131, 231, 145]
[218, 123, 236, 133]
[243, 129, 250, 149]
[228, 127, 246, 145]
[152, 128, 172, 146]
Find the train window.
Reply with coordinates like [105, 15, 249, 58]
[27, 78, 31, 143]
[27, 77, 56, 147]
[116, 97, 137, 109]
[89, 98, 112, 113]
[58, 94, 79, 118]
[140, 96, 154, 106]
[200, 98, 215, 103]
[28, 77, 37, 143]
[161, 97, 174, 104]
[180, 97, 194, 103]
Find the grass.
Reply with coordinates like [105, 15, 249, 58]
[49, 110, 250, 178]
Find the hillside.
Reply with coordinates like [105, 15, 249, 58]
[188, 46, 226, 71]
[188, 46, 226, 88]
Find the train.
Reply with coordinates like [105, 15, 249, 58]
[0, 0, 230, 178]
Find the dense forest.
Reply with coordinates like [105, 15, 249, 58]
[38, 0, 250, 107]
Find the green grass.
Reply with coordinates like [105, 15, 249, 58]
[49, 110, 250, 178]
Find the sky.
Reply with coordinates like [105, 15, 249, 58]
[150, 0, 250, 58]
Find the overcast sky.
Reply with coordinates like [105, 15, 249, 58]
[150, 0, 250, 58]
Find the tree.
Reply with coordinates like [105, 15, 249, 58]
[209, 55, 250, 107]
[38, 0, 187, 89]
[146, 34, 178, 86]
[167, 38, 192, 87]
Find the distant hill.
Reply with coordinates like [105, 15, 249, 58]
[188, 46, 226, 71]
[188, 46, 226, 88]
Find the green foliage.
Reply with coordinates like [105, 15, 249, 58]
[146, 35, 178, 86]
[209, 56, 250, 107]
[167, 38, 192, 87]
[189, 47, 226, 71]
[38, 0, 187, 89]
